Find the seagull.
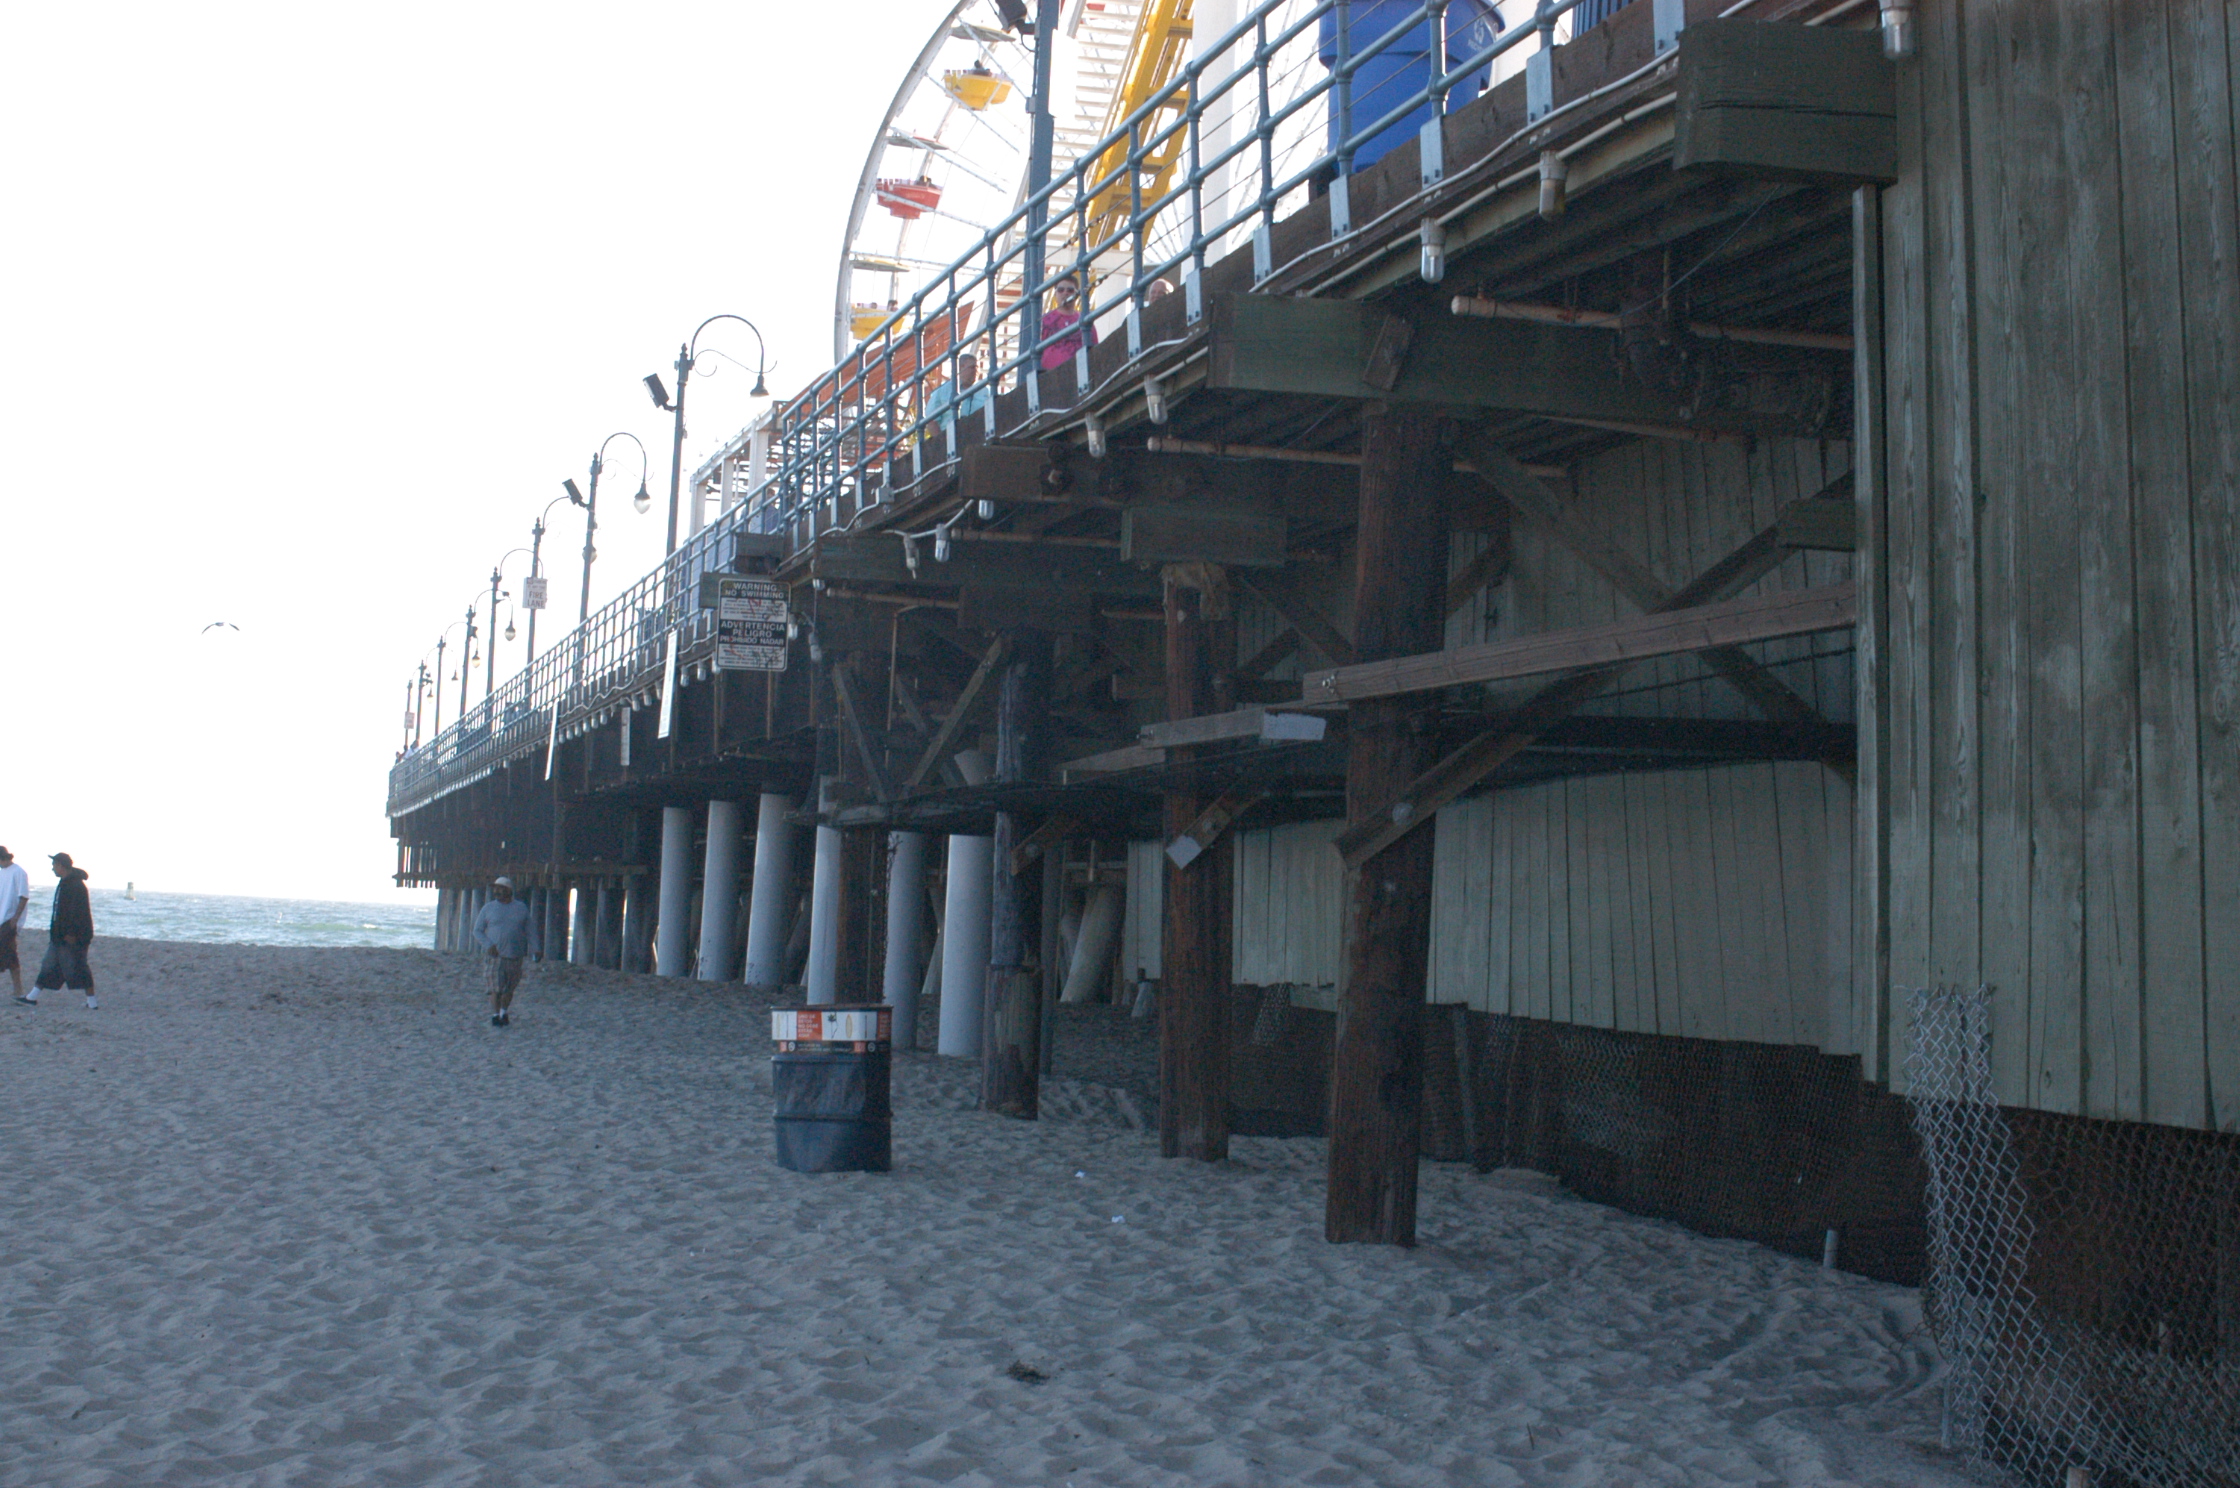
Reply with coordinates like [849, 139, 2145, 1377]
[201, 621, 239, 633]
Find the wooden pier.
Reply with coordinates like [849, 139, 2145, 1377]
[392, 0, 2238, 1307]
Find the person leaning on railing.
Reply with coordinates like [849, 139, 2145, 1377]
[922, 352, 990, 442]
[1038, 279, 1097, 372]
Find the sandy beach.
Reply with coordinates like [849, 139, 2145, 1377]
[0, 934, 1971, 1487]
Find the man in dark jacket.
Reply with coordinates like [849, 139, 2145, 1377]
[19, 852, 95, 1009]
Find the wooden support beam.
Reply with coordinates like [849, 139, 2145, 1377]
[1463, 432, 1835, 729]
[1138, 705, 1327, 750]
[1327, 405, 1450, 1249]
[828, 657, 895, 803]
[985, 631, 1052, 1119]
[1233, 571, 1356, 667]
[1301, 582, 1857, 704]
[1120, 505, 1287, 568]
[1331, 473, 1834, 870]
[836, 823, 880, 1003]
[1236, 627, 1301, 680]
[900, 633, 1012, 795]
[1207, 294, 1840, 441]
[1160, 563, 1233, 1163]
[1444, 518, 1513, 618]
[1007, 814, 1078, 877]
[1166, 790, 1267, 870]
[808, 534, 1159, 596]
[1059, 740, 1165, 780]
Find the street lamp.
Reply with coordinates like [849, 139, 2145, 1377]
[457, 602, 478, 721]
[429, 617, 470, 739]
[645, 314, 770, 555]
[524, 494, 579, 666]
[565, 432, 653, 623]
[489, 546, 534, 690]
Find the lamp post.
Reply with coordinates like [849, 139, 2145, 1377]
[645, 314, 770, 555]
[430, 617, 469, 740]
[411, 661, 431, 749]
[565, 432, 653, 624]
[524, 495, 577, 666]
[457, 603, 477, 721]
[489, 545, 533, 688]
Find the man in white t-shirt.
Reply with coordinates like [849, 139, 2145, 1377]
[0, 846, 29, 1001]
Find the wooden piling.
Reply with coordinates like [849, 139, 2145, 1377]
[1327, 406, 1451, 1245]
[984, 630, 1051, 1117]
[1161, 566, 1233, 1161]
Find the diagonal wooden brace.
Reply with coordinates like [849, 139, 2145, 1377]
[829, 657, 895, 804]
[1459, 430, 1850, 729]
[1007, 815, 1079, 877]
[1167, 789, 1268, 869]
[901, 632, 1013, 795]
[1334, 461, 1842, 868]
[1233, 571, 1356, 666]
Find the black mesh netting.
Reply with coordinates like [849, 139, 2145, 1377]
[1906, 986, 2240, 1488]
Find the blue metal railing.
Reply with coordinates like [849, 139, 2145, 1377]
[392, 0, 1644, 816]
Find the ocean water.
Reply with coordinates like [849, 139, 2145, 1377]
[14, 886, 434, 950]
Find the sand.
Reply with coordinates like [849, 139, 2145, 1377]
[0, 933, 1973, 1487]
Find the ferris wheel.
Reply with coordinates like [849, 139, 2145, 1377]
[832, 0, 1196, 363]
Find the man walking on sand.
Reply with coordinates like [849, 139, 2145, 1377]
[19, 852, 95, 1010]
[472, 875, 533, 1027]
[0, 847, 29, 1002]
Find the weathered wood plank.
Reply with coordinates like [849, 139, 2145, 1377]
[1671, 769, 1723, 1041]
[1299, 583, 1856, 704]
[1463, 794, 1495, 1014]
[1487, 793, 1515, 1016]
[1994, 0, 2085, 1118]
[1923, 0, 1982, 1078]
[1584, 775, 1624, 1031]
[1879, 5, 1934, 1092]
[1138, 706, 1327, 749]
[1619, 773, 1658, 1035]
[2058, 0, 2142, 1123]
[2116, 0, 2208, 1130]
[1775, 760, 1829, 1051]
[1955, 0, 2034, 1107]
[2175, 0, 2240, 1132]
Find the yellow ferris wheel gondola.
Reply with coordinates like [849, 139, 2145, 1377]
[941, 63, 1012, 111]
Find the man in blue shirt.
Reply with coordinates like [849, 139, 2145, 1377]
[472, 876, 535, 1027]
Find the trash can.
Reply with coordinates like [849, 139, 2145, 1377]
[771, 1004, 893, 1173]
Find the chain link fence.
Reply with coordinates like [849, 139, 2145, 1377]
[1904, 985, 2240, 1488]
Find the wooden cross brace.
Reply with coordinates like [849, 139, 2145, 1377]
[1334, 439, 1854, 868]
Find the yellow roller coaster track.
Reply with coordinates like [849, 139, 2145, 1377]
[1080, 0, 1194, 265]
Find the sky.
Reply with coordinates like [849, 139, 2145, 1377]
[1, 2, 936, 902]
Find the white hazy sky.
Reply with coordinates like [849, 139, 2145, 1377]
[2, 3, 937, 903]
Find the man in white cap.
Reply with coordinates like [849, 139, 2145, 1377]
[471, 876, 534, 1027]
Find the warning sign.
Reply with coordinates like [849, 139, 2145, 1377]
[711, 576, 789, 672]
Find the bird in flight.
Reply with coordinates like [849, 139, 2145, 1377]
[201, 621, 239, 633]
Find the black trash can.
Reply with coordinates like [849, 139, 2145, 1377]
[771, 1005, 893, 1173]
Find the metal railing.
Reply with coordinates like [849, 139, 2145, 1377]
[393, 0, 1640, 815]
